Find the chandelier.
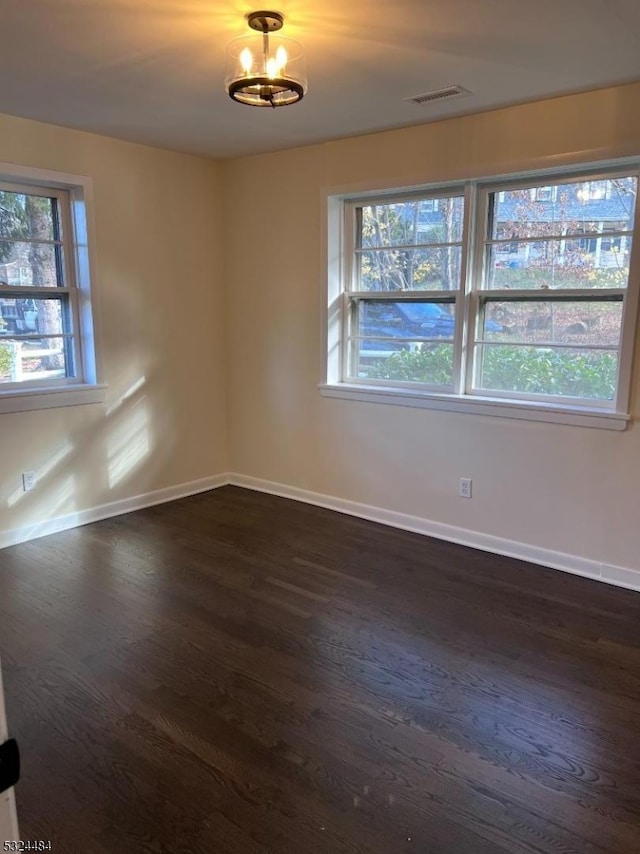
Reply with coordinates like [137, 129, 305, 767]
[225, 11, 307, 108]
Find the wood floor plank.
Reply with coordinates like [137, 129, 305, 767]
[1, 485, 639, 853]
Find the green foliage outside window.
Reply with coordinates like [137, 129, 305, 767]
[0, 342, 11, 376]
[365, 344, 617, 400]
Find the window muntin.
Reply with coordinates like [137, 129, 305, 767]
[0, 182, 82, 389]
[337, 168, 639, 415]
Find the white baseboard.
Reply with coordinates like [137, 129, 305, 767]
[0, 473, 230, 550]
[2, 469, 637, 595]
[229, 473, 640, 594]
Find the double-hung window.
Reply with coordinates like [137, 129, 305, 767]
[473, 174, 636, 405]
[345, 191, 465, 389]
[0, 168, 103, 412]
[326, 166, 640, 429]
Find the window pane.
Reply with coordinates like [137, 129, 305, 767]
[357, 246, 462, 291]
[475, 344, 618, 400]
[353, 340, 454, 386]
[0, 336, 71, 383]
[360, 197, 464, 247]
[0, 190, 59, 241]
[0, 241, 64, 286]
[484, 238, 631, 290]
[490, 177, 637, 240]
[0, 297, 65, 336]
[356, 300, 456, 341]
[481, 300, 623, 347]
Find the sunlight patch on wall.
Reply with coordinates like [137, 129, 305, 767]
[106, 375, 147, 417]
[107, 398, 151, 489]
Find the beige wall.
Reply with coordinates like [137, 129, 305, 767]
[2, 83, 639, 573]
[223, 83, 640, 573]
[0, 113, 228, 539]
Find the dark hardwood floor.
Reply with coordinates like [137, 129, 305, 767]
[1, 486, 640, 853]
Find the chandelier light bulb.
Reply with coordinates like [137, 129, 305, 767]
[240, 47, 253, 74]
[275, 45, 287, 72]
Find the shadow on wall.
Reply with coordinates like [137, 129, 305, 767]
[1, 371, 162, 541]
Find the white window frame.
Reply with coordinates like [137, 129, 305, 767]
[0, 164, 105, 414]
[321, 163, 640, 431]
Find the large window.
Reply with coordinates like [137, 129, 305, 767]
[0, 167, 102, 412]
[325, 167, 640, 428]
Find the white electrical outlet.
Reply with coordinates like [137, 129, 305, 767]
[459, 477, 472, 499]
[22, 471, 36, 492]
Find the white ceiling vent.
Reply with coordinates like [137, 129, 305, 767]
[404, 85, 470, 105]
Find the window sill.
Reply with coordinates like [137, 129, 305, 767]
[319, 383, 630, 431]
[0, 383, 107, 414]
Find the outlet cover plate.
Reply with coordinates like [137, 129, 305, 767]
[22, 471, 36, 492]
[459, 477, 472, 498]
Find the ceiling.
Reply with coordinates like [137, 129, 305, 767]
[1, 0, 640, 160]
